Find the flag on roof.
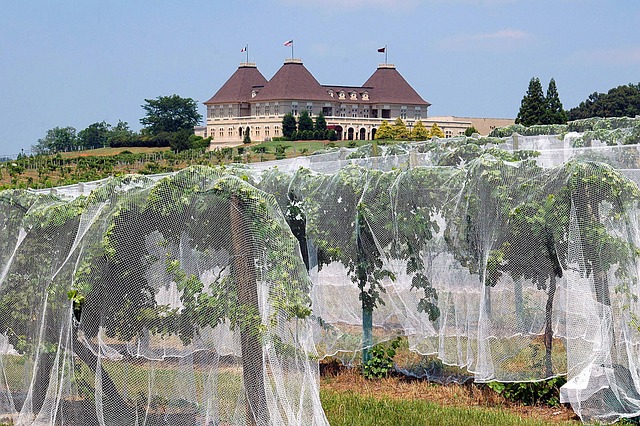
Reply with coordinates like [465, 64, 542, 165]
[284, 39, 293, 47]
[377, 47, 386, 53]
[240, 46, 247, 52]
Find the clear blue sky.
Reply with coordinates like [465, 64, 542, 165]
[1, 0, 638, 156]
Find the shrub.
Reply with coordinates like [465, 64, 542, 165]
[362, 338, 401, 379]
[486, 376, 567, 407]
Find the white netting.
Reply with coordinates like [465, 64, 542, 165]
[0, 168, 327, 425]
[2, 116, 640, 424]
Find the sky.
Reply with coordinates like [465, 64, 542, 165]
[1, 0, 639, 156]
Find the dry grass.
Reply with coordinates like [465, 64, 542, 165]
[320, 368, 580, 424]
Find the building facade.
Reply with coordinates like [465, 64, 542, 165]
[201, 59, 511, 146]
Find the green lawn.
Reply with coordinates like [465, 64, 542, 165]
[320, 389, 576, 426]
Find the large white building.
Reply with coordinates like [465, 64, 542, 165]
[200, 59, 512, 146]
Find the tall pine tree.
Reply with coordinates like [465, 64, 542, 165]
[516, 77, 546, 126]
[544, 78, 568, 124]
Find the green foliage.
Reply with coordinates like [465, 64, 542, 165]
[362, 338, 401, 379]
[516, 77, 547, 126]
[517, 77, 567, 127]
[411, 120, 430, 140]
[315, 112, 327, 133]
[140, 94, 202, 135]
[486, 376, 567, 407]
[78, 121, 111, 150]
[375, 120, 394, 140]
[544, 78, 568, 125]
[274, 144, 290, 160]
[429, 122, 444, 138]
[298, 110, 314, 133]
[391, 118, 410, 139]
[568, 82, 640, 120]
[282, 113, 297, 139]
[464, 126, 479, 137]
[243, 126, 251, 144]
[32, 126, 78, 154]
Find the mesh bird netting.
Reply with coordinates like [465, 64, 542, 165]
[0, 168, 327, 426]
[2, 116, 640, 424]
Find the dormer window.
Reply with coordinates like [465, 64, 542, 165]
[339, 91, 346, 99]
[350, 92, 357, 100]
[328, 90, 334, 98]
[362, 92, 369, 100]
[251, 90, 257, 98]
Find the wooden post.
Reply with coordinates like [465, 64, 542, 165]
[230, 194, 268, 426]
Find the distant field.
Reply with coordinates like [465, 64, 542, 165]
[58, 146, 170, 158]
[0, 139, 372, 190]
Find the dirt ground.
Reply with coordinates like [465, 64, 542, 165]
[320, 367, 580, 424]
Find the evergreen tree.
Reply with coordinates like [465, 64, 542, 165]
[429, 123, 445, 138]
[391, 118, 410, 139]
[297, 110, 314, 133]
[374, 120, 394, 140]
[464, 126, 479, 137]
[411, 120, 430, 140]
[243, 126, 251, 144]
[544, 78, 568, 124]
[282, 113, 297, 139]
[314, 112, 327, 133]
[516, 77, 547, 126]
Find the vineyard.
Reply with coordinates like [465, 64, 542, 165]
[2, 117, 640, 425]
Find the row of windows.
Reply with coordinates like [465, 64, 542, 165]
[216, 126, 282, 138]
[209, 104, 422, 119]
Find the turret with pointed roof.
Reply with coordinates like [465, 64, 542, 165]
[252, 59, 330, 102]
[362, 64, 430, 106]
[204, 62, 268, 105]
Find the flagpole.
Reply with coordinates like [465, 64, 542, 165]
[246, 44, 249, 63]
[385, 45, 388, 64]
[291, 41, 294, 59]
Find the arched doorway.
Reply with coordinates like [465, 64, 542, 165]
[238, 127, 243, 138]
[371, 128, 377, 140]
[328, 125, 343, 140]
[347, 127, 355, 140]
[359, 128, 366, 140]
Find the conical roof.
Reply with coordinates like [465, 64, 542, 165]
[252, 59, 330, 102]
[362, 64, 430, 106]
[205, 63, 268, 104]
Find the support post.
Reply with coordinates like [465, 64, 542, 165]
[230, 194, 268, 426]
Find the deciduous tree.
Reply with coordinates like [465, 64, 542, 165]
[140, 94, 202, 135]
[32, 126, 78, 154]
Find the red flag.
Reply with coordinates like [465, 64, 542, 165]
[284, 39, 293, 47]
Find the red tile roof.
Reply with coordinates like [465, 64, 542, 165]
[362, 65, 430, 106]
[252, 60, 331, 102]
[206, 61, 430, 107]
[204, 63, 268, 104]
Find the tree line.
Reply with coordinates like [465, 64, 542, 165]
[516, 78, 640, 127]
[32, 95, 208, 154]
[278, 111, 339, 141]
